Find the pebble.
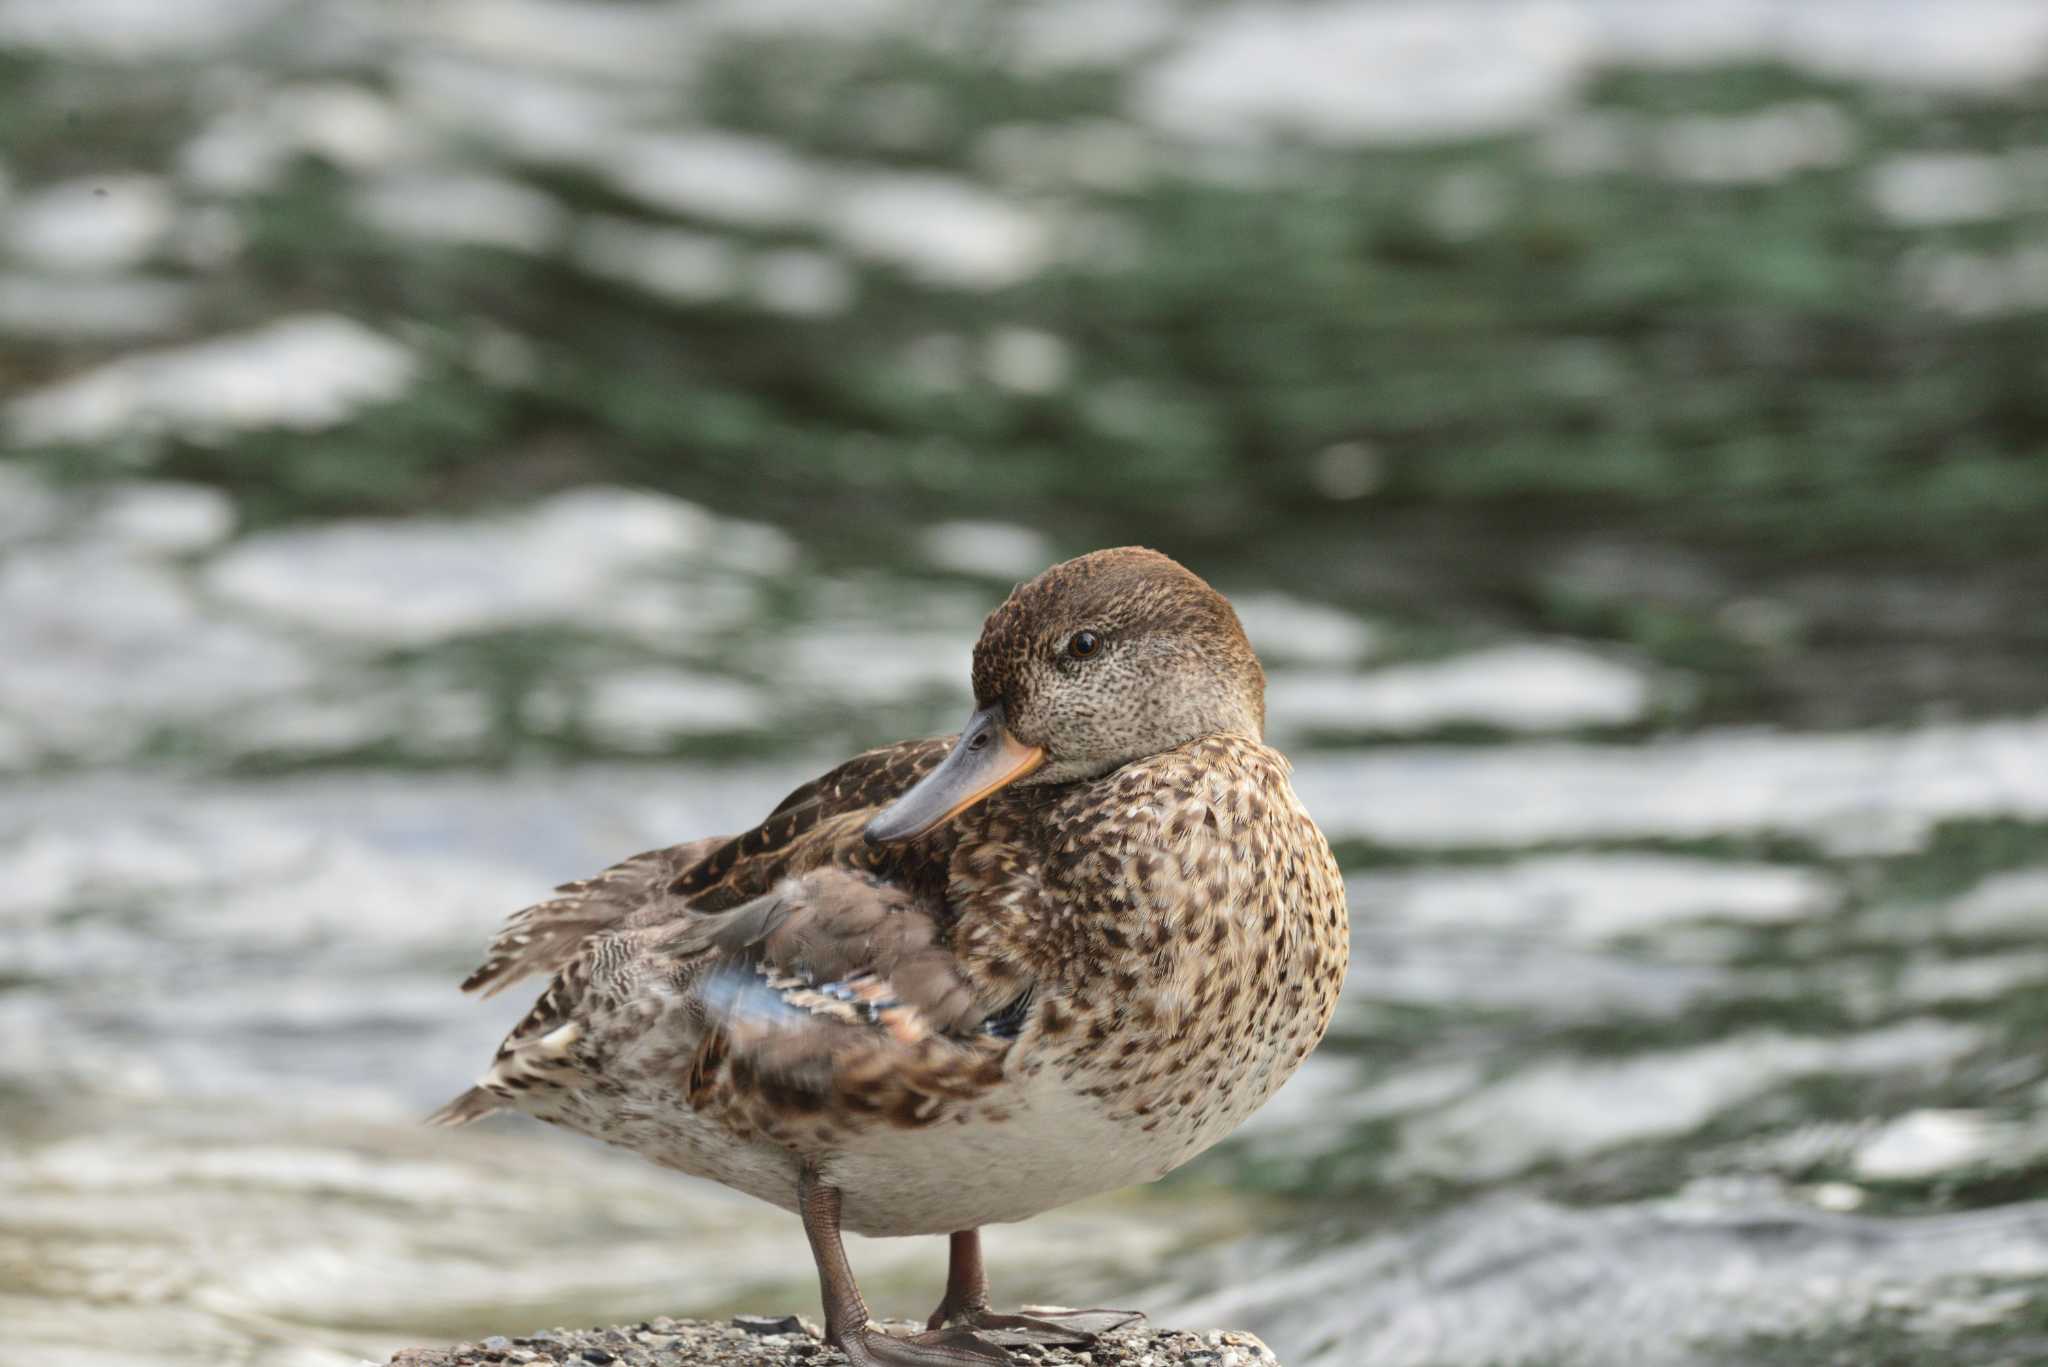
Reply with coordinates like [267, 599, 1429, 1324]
[387, 1317, 1272, 1365]
[732, 1313, 810, 1337]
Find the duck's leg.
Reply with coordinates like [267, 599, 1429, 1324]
[798, 1168, 1010, 1367]
[926, 1231, 995, 1327]
[925, 1229, 1145, 1347]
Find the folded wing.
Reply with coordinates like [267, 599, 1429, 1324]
[437, 737, 1010, 1132]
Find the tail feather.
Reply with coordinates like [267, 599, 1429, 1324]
[460, 839, 718, 997]
[425, 1085, 502, 1128]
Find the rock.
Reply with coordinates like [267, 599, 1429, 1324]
[732, 1313, 809, 1337]
[387, 1317, 1280, 1366]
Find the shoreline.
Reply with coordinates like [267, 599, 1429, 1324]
[386, 1314, 1281, 1366]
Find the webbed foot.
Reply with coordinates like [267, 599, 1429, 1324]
[838, 1323, 1013, 1366]
[927, 1305, 1144, 1347]
[922, 1229, 1145, 1347]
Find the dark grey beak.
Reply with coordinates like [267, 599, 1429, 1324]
[864, 705, 1047, 845]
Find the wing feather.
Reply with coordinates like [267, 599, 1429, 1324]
[456, 737, 952, 997]
[441, 739, 992, 1130]
[459, 839, 717, 997]
[669, 868, 1016, 1127]
[672, 737, 952, 908]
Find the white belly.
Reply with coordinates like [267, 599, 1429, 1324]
[529, 1084, 807, 1214]
[525, 1056, 1262, 1239]
[824, 1067, 1196, 1236]
[516, 975, 1307, 1238]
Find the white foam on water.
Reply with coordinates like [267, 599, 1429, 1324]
[0, 462, 64, 543]
[1900, 242, 2048, 318]
[1943, 866, 2048, 936]
[918, 520, 1055, 579]
[1137, 2, 1597, 145]
[580, 668, 772, 747]
[1292, 714, 2048, 853]
[0, 0, 289, 60]
[605, 130, 819, 229]
[1230, 592, 1379, 667]
[1893, 951, 2048, 1006]
[1356, 853, 1839, 941]
[1853, 1110, 2009, 1181]
[1589, 0, 2048, 87]
[7, 314, 418, 447]
[1538, 110, 1639, 176]
[182, 85, 396, 193]
[2, 1093, 1207, 1366]
[750, 247, 857, 316]
[0, 546, 315, 765]
[1010, 0, 1182, 70]
[1160, 1184, 2048, 1367]
[1654, 102, 1857, 183]
[1333, 915, 1727, 1039]
[85, 481, 237, 555]
[352, 173, 566, 254]
[29, 1135, 498, 1201]
[1758, 0, 2048, 89]
[1869, 152, 2014, 226]
[827, 173, 1052, 289]
[380, 90, 1056, 295]
[0, 272, 194, 339]
[900, 331, 972, 394]
[1542, 103, 1857, 184]
[578, 573, 764, 655]
[395, 54, 650, 165]
[5, 174, 176, 273]
[222, 686, 472, 760]
[0, 718, 30, 772]
[1396, 1021, 1981, 1182]
[206, 515, 556, 644]
[1268, 642, 1652, 736]
[203, 486, 750, 646]
[781, 624, 970, 704]
[1141, 0, 2048, 149]
[976, 119, 1159, 193]
[406, 0, 696, 82]
[4, 756, 1238, 1358]
[180, 83, 408, 194]
[195, 841, 544, 953]
[520, 483, 791, 568]
[1240, 1055, 1489, 1160]
[0, 470, 260, 764]
[692, 0, 913, 38]
[0, 803, 321, 926]
[982, 326, 1073, 394]
[571, 216, 743, 303]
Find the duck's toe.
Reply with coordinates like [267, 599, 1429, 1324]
[932, 1306, 1145, 1347]
[838, 1324, 1013, 1366]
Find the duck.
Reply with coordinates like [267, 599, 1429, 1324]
[432, 546, 1350, 1367]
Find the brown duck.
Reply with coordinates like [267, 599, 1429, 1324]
[433, 547, 1350, 1366]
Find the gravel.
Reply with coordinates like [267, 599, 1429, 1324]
[388, 1314, 1281, 1367]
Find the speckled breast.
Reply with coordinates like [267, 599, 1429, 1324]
[944, 735, 1350, 1200]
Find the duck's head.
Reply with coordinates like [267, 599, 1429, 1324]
[865, 546, 1264, 844]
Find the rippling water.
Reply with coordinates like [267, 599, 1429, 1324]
[8, 468, 2047, 1367]
[6, 3, 2048, 1365]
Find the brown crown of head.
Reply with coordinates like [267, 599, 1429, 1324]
[968, 547, 1265, 782]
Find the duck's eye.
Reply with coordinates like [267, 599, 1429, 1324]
[1066, 630, 1101, 660]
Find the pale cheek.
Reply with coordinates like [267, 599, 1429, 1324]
[1030, 654, 1215, 764]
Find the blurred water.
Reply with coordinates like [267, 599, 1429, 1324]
[7, 458, 2047, 1367]
[6, 3, 2048, 1366]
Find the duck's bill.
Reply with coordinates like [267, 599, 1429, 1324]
[864, 705, 1046, 844]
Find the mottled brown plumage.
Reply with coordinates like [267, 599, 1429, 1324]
[434, 547, 1350, 1367]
